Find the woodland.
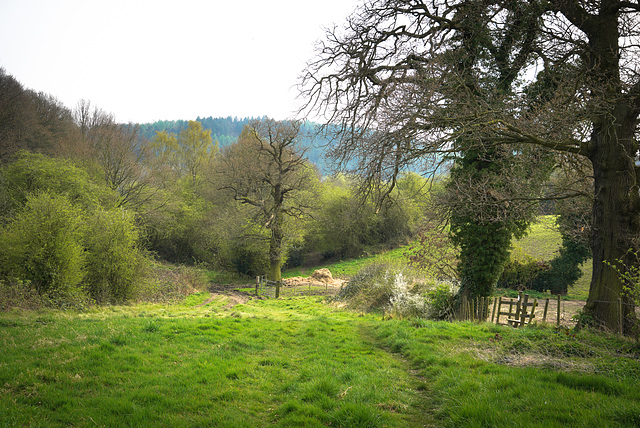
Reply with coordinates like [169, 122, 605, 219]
[2, 0, 640, 425]
[1, 0, 640, 333]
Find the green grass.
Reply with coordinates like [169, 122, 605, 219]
[283, 246, 411, 279]
[2, 296, 639, 427]
[0, 295, 418, 427]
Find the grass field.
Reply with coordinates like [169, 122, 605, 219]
[2, 294, 639, 427]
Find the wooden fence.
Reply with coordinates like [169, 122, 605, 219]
[457, 291, 564, 327]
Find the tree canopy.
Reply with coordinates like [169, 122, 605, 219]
[301, 0, 640, 333]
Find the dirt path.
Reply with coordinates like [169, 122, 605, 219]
[197, 283, 254, 309]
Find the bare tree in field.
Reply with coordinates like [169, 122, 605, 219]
[215, 119, 316, 282]
[301, 0, 640, 333]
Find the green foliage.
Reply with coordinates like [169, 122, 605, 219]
[150, 120, 217, 184]
[83, 208, 144, 304]
[498, 249, 549, 290]
[0, 154, 151, 308]
[0, 151, 110, 213]
[141, 185, 215, 264]
[424, 280, 459, 320]
[500, 236, 590, 295]
[451, 218, 516, 298]
[446, 146, 552, 301]
[539, 237, 591, 294]
[0, 192, 86, 304]
[227, 240, 270, 278]
[305, 175, 423, 260]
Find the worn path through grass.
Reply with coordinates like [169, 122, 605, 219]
[3, 293, 640, 427]
[0, 293, 431, 427]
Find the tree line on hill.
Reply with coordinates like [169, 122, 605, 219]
[0, 67, 428, 308]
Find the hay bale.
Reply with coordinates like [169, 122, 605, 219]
[311, 268, 333, 283]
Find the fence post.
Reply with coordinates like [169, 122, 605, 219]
[255, 276, 260, 296]
[519, 294, 529, 327]
[618, 298, 623, 336]
[542, 298, 549, 323]
[276, 280, 281, 298]
[491, 297, 498, 323]
[556, 294, 561, 326]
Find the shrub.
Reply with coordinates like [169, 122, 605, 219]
[336, 261, 461, 320]
[0, 151, 110, 213]
[498, 238, 590, 295]
[537, 238, 590, 294]
[424, 280, 459, 320]
[0, 192, 86, 304]
[135, 262, 208, 303]
[335, 262, 426, 317]
[0, 279, 44, 311]
[83, 208, 145, 304]
[498, 254, 550, 291]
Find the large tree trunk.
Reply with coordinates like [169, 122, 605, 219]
[579, 5, 640, 335]
[584, 104, 640, 335]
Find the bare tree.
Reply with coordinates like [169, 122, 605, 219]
[74, 100, 152, 208]
[215, 119, 316, 282]
[301, 0, 640, 333]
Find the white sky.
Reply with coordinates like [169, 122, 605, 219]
[0, 0, 359, 124]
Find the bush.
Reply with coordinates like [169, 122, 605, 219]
[334, 262, 424, 317]
[0, 151, 110, 212]
[498, 238, 590, 295]
[498, 254, 551, 291]
[335, 261, 461, 320]
[135, 262, 208, 303]
[228, 242, 269, 278]
[0, 192, 86, 304]
[83, 208, 145, 304]
[424, 280, 459, 320]
[0, 279, 44, 311]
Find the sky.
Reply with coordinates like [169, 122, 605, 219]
[0, 0, 359, 124]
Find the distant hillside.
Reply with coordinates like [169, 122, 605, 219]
[137, 116, 333, 173]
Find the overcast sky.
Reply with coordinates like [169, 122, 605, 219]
[0, 0, 359, 124]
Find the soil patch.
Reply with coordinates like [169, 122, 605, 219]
[199, 283, 254, 309]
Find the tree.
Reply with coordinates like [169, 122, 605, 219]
[0, 68, 77, 162]
[151, 120, 217, 186]
[301, 0, 640, 333]
[214, 119, 316, 282]
[74, 100, 152, 208]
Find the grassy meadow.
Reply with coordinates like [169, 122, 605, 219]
[2, 293, 640, 427]
[0, 215, 620, 427]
